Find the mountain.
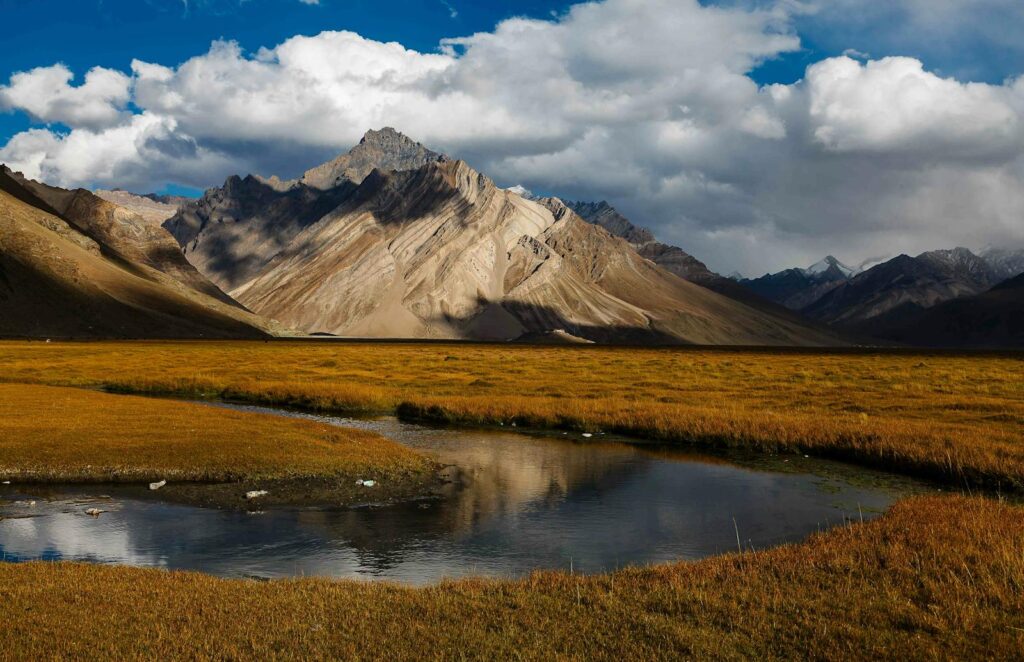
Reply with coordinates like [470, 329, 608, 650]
[0, 168, 277, 339]
[806, 256, 856, 278]
[9, 169, 236, 306]
[561, 199, 809, 321]
[93, 189, 189, 226]
[870, 273, 1024, 348]
[740, 257, 852, 311]
[981, 247, 1024, 282]
[164, 129, 839, 345]
[804, 248, 1000, 328]
[566, 201, 656, 246]
[298, 128, 446, 191]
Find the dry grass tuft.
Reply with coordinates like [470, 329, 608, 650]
[1, 496, 1021, 660]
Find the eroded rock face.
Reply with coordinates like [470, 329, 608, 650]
[163, 129, 838, 345]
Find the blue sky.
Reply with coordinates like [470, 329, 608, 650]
[1, 0, 1023, 273]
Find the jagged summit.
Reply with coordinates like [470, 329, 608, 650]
[299, 127, 448, 190]
[806, 256, 856, 279]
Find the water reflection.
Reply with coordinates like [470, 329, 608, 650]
[0, 410, 929, 584]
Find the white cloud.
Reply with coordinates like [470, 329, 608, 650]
[799, 56, 1022, 156]
[0, 64, 131, 130]
[2, 0, 1024, 274]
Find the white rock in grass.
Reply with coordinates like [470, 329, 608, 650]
[149, 480, 167, 491]
[245, 490, 269, 500]
[582, 433, 593, 438]
[361, 480, 376, 488]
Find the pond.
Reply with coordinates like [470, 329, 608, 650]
[0, 404, 933, 584]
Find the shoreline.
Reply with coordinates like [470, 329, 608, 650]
[2, 495, 1021, 659]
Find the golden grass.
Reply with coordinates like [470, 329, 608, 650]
[0, 383, 430, 483]
[1, 495, 1021, 660]
[0, 341, 1021, 489]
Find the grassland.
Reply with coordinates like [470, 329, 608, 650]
[0, 340, 1021, 490]
[1, 495, 1021, 660]
[0, 383, 434, 506]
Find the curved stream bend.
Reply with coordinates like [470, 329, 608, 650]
[0, 404, 931, 584]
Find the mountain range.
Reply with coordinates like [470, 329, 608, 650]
[741, 247, 1023, 331]
[161, 129, 836, 345]
[2, 127, 1021, 347]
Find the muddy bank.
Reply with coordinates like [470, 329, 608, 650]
[1, 465, 453, 512]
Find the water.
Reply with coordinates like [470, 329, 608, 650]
[0, 405, 931, 584]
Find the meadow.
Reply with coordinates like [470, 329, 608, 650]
[1, 341, 1022, 658]
[0, 383, 433, 504]
[2, 495, 1021, 660]
[1, 340, 1022, 489]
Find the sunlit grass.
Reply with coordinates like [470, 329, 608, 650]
[1, 340, 1021, 489]
[2, 496, 1021, 659]
[0, 383, 430, 483]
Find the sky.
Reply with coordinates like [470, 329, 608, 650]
[1, 0, 1023, 275]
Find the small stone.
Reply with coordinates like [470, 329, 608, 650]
[149, 480, 167, 491]
[582, 433, 593, 438]
[245, 490, 269, 500]
[361, 480, 376, 488]
[85, 508, 103, 517]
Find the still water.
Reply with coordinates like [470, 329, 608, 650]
[0, 405, 930, 584]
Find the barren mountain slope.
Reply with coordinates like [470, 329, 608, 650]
[5, 168, 237, 306]
[868, 274, 1024, 348]
[165, 175, 358, 292]
[93, 189, 184, 226]
[0, 181, 272, 339]
[230, 159, 839, 345]
[565, 200, 809, 322]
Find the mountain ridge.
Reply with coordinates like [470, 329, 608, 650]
[163, 129, 841, 345]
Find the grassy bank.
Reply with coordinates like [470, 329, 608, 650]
[1, 341, 1022, 490]
[0, 383, 433, 502]
[1, 496, 1021, 659]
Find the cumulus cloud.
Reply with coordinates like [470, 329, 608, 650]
[0, 64, 131, 130]
[799, 56, 1022, 156]
[1, 0, 1023, 274]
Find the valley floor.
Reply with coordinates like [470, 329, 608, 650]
[0, 341, 1022, 658]
[2, 496, 1021, 660]
[0, 383, 436, 508]
[0, 340, 1022, 490]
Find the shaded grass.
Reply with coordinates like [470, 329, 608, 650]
[1, 341, 1022, 490]
[1, 496, 1021, 660]
[0, 383, 431, 483]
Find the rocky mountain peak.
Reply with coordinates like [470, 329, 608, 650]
[300, 127, 447, 191]
[806, 256, 855, 279]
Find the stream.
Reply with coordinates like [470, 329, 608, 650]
[0, 403, 934, 584]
